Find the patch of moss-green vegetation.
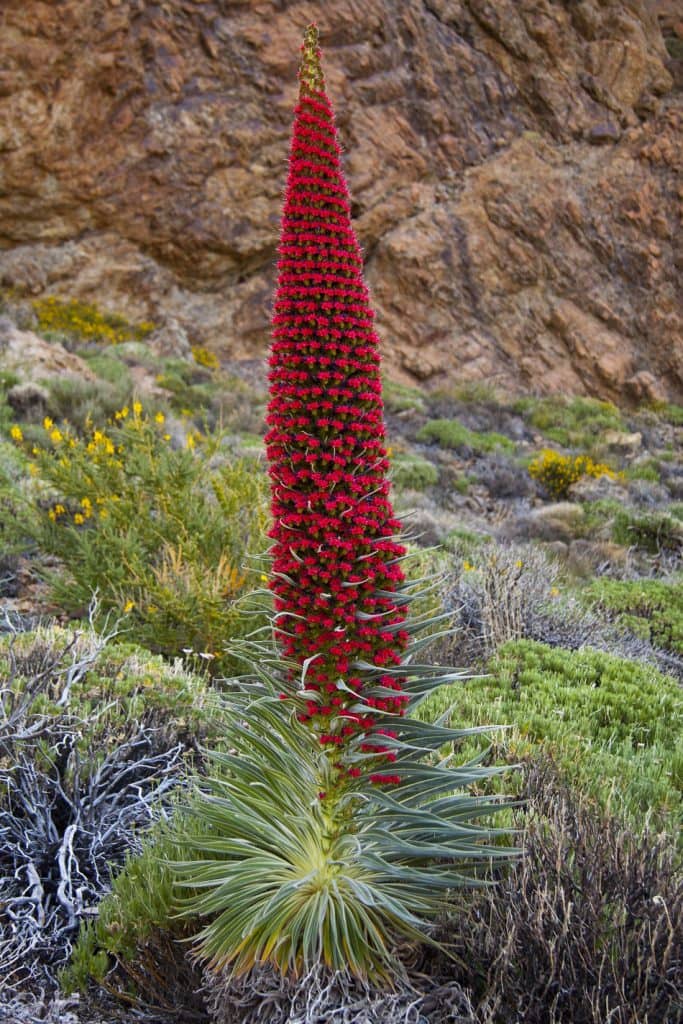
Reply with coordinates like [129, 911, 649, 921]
[623, 460, 661, 483]
[419, 640, 682, 835]
[514, 396, 625, 449]
[0, 628, 222, 759]
[611, 509, 683, 555]
[647, 401, 683, 427]
[383, 379, 427, 414]
[392, 453, 439, 490]
[417, 418, 515, 454]
[584, 577, 683, 656]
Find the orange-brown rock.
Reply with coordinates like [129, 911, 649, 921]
[0, 0, 680, 402]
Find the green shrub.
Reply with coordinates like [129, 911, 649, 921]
[45, 375, 138, 434]
[514, 395, 624, 449]
[0, 433, 30, 544]
[576, 498, 623, 537]
[646, 401, 683, 426]
[623, 459, 661, 483]
[443, 526, 490, 550]
[156, 358, 265, 433]
[611, 508, 683, 555]
[82, 350, 134, 388]
[391, 453, 439, 490]
[8, 405, 269, 673]
[584, 577, 683, 655]
[382, 379, 427, 413]
[449, 379, 500, 404]
[417, 418, 514, 454]
[420, 640, 683, 835]
[61, 824, 192, 993]
[0, 625, 221, 761]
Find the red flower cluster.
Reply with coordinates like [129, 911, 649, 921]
[265, 26, 407, 773]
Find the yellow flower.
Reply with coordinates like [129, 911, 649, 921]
[186, 433, 195, 450]
[28, 463, 38, 476]
[54, 504, 65, 516]
[74, 513, 85, 525]
[260, 573, 269, 582]
[550, 587, 560, 598]
[123, 600, 135, 613]
[9, 425, 23, 441]
[81, 497, 92, 509]
[133, 401, 143, 416]
[43, 417, 53, 430]
[155, 411, 165, 424]
[463, 560, 475, 572]
[50, 428, 63, 443]
[163, 433, 171, 441]
[48, 509, 56, 522]
[99, 507, 109, 519]
[114, 406, 129, 420]
[515, 559, 523, 568]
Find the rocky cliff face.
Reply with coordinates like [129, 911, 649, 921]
[0, 0, 681, 402]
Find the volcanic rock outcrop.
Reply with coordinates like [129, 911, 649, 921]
[0, 0, 680, 401]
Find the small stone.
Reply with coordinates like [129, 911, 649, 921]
[587, 122, 621, 144]
[602, 430, 642, 456]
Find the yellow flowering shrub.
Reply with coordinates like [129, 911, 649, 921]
[33, 296, 155, 345]
[528, 449, 619, 499]
[191, 345, 219, 370]
[10, 406, 269, 673]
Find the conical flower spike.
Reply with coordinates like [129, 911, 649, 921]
[299, 23, 325, 96]
[265, 24, 409, 772]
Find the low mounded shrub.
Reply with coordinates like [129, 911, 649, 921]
[391, 452, 439, 490]
[0, 624, 215, 994]
[7, 406, 269, 674]
[422, 639, 683, 835]
[528, 449, 618, 499]
[32, 296, 154, 347]
[43, 375, 138, 435]
[514, 395, 625, 449]
[156, 358, 265, 433]
[442, 759, 682, 1024]
[585, 576, 683, 656]
[611, 508, 683, 555]
[441, 541, 605, 659]
[475, 451, 535, 499]
[382, 379, 427, 414]
[417, 418, 515, 455]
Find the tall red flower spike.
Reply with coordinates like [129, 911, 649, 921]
[265, 25, 409, 776]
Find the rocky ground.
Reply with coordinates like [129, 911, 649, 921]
[1, 305, 682, 620]
[0, 309, 681, 1022]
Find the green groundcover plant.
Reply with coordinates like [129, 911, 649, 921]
[421, 640, 683, 837]
[164, 25, 515, 983]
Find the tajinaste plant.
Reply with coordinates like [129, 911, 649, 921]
[172, 25, 515, 982]
[266, 24, 410, 784]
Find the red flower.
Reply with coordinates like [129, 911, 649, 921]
[267, 25, 407, 780]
